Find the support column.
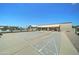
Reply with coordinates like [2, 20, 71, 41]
[47, 27, 49, 31]
[41, 27, 42, 31]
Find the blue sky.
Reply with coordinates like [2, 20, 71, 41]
[0, 3, 79, 26]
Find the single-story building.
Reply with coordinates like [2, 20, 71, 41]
[27, 22, 73, 32]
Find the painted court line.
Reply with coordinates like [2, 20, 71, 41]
[53, 38, 58, 55]
[38, 38, 53, 52]
[23, 38, 44, 55]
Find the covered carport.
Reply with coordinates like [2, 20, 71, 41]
[37, 24, 60, 31]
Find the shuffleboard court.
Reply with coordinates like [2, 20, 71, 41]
[0, 32, 78, 55]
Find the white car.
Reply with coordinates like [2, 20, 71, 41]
[76, 32, 79, 35]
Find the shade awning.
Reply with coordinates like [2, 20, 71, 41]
[37, 24, 60, 28]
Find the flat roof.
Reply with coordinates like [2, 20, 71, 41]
[31, 22, 72, 28]
[37, 24, 60, 28]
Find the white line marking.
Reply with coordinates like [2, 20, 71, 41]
[24, 39, 44, 55]
[28, 41, 44, 55]
[53, 38, 58, 55]
[38, 38, 53, 52]
[22, 32, 52, 55]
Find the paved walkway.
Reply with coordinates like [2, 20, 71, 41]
[0, 32, 78, 55]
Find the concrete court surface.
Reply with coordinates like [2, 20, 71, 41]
[0, 31, 79, 55]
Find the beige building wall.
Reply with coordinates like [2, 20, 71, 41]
[60, 23, 73, 32]
[28, 22, 73, 32]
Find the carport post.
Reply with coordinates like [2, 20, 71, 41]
[47, 27, 49, 31]
[41, 27, 42, 31]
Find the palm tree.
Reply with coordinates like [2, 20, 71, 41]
[27, 25, 32, 31]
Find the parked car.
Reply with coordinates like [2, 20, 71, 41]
[75, 27, 79, 35]
[76, 31, 79, 35]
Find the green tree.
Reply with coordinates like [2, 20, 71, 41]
[1, 26, 8, 31]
